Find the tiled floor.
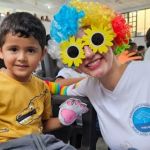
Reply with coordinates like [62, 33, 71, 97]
[96, 138, 108, 150]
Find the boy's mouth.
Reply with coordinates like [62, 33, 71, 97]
[15, 64, 29, 68]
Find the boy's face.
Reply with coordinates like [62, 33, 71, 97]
[76, 29, 114, 78]
[0, 33, 45, 82]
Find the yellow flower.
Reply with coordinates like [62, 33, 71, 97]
[82, 25, 115, 53]
[60, 37, 85, 67]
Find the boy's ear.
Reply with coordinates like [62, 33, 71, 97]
[0, 48, 3, 59]
[41, 47, 47, 60]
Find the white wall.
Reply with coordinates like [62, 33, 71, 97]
[0, 18, 51, 35]
[42, 21, 50, 35]
[133, 36, 146, 47]
[1, 18, 147, 48]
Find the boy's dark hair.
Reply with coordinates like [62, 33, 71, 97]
[146, 28, 150, 48]
[0, 12, 46, 49]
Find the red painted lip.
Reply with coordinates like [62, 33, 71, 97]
[86, 57, 103, 70]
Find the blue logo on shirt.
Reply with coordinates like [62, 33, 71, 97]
[131, 105, 150, 135]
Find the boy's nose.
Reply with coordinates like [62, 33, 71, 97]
[84, 46, 95, 59]
[17, 52, 27, 61]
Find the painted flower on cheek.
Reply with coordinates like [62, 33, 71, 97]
[60, 37, 85, 67]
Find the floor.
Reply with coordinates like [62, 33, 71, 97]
[96, 138, 108, 150]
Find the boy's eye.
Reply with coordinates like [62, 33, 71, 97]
[27, 48, 36, 53]
[9, 47, 17, 52]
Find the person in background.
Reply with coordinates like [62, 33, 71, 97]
[55, 67, 86, 86]
[137, 45, 145, 60]
[40, 16, 44, 21]
[116, 41, 142, 64]
[33, 13, 37, 18]
[45, 16, 50, 22]
[144, 28, 150, 60]
[6, 11, 10, 16]
[127, 42, 138, 52]
[0, 12, 88, 149]
[46, 1, 150, 149]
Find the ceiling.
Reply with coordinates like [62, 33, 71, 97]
[0, 0, 150, 18]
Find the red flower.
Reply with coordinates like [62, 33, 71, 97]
[112, 14, 131, 46]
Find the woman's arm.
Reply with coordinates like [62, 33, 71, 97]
[55, 77, 85, 86]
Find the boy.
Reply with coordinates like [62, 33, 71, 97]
[0, 12, 87, 149]
[48, 1, 150, 149]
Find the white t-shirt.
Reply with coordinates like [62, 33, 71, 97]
[67, 61, 150, 150]
[56, 67, 87, 79]
[144, 47, 150, 61]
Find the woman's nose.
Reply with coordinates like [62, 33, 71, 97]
[84, 46, 95, 59]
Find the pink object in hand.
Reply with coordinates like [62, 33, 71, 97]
[60, 109, 77, 124]
[58, 98, 89, 125]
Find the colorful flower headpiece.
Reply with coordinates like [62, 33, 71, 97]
[49, 0, 131, 67]
[50, 4, 85, 43]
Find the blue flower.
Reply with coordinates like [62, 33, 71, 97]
[50, 5, 85, 43]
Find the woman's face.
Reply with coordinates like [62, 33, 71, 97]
[77, 29, 114, 78]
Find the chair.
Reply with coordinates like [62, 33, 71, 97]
[35, 52, 60, 81]
[37, 53, 101, 150]
[41, 52, 60, 79]
[0, 59, 5, 68]
[50, 95, 97, 150]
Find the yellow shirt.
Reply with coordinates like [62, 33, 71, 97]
[0, 72, 52, 142]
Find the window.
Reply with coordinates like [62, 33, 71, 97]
[129, 11, 137, 37]
[145, 9, 150, 34]
[137, 10, 145, 36]
[123, 8, 150, 37]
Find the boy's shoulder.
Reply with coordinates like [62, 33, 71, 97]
[31, 75, 50, 91]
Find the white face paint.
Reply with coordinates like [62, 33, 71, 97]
[76, 28, 114, 78]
